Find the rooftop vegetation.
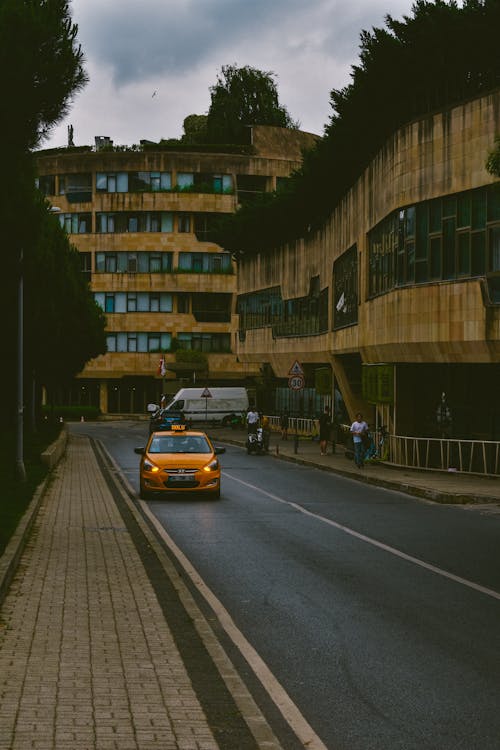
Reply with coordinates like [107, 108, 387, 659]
[215, 0, 500, 255]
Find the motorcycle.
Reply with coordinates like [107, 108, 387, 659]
[246, 427, 266, 455]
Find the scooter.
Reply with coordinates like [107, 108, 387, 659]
[246, 427, 266, 455]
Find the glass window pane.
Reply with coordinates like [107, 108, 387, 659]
[108, 175, 116, 193]
[490, 227, 500, 271]
[162, 253, 172, 271]
[117, 173, 128, 192]
[117, 333, 127, 352]
[177, 173, 194, 188]
[179, 253, 191, 270]
[148, 335, 160, 351]
[430, 200, 442, 233]
[137, 333, 148, 352]
[160, 293, 172, 312]
[458, 232, 470, 275]
[472, 191, 486, 230]
[106, 335, 116, 352]
[127, 294, 137, 312]
[443, 195, 456, 218]
[96, 253, 105, 272]
[137, 253, 148, 272]
[117, 253, 127, 272]
[150, 295, 160, 312]
[457, 194, 471, 227]
[471, 231, 486, 275]
[161, 212, 173, 232]
[222, 175, 233, 192]
[96, 173, 107, 192]
[430, 237, 442, 279]
[94, 293, 105, 309]
[487, 185, 500, 222]
[115, 293, 126, 313]
[128, 334, 137, 352]
[161, 333, 171, 350]
[160, 172, 172, 190]
[137, 293, 149, 311]
[105, 295, 115, 313]
[149, 254, 161, 272]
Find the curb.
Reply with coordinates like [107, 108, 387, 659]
[0, 429, 68, 608]
[217, 435, 499, 505]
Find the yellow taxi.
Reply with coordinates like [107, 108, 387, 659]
[134, 424, 225, 499]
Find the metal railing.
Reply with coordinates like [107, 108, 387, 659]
[389, 434, 500, 476]
[267, 416, 500, 476]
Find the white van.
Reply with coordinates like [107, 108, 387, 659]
[163, 387, 249, 424]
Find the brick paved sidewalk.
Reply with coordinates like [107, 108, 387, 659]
[0, 435, 219, 750]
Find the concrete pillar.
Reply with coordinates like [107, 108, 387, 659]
[99, 380, 108, 415]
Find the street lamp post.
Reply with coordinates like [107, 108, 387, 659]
[16, 204, 61, 481]
[16, 247, 26, 481]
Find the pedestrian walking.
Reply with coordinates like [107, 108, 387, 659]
[350, 412, 369, 468]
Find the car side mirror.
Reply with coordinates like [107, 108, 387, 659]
[215, 446, 226, 454]
[134, 447, 145, 455]
[147, 403, 159, 413]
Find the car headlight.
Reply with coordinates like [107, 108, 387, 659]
[143, 459, 160, 473]
[202, 458, 219, 472]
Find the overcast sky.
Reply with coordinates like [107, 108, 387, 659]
[44, 0, 413, 149]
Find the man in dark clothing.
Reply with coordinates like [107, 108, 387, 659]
[319, 407, 332, 456]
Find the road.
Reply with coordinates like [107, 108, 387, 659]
[72, 421, 500, 750]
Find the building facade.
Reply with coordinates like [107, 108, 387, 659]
[235, 91, 500, 443]
[36, 126, 317, 413]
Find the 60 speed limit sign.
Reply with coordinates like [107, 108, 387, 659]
[288, 374, 305, 390]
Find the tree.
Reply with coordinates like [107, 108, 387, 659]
[24, 196, 107, 399]
[181, 114, 209, 144]
[217, 1, 500, 253]
[206, 64, 298, 144]
[0, 0, 90, 430]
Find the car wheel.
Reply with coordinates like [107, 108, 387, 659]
[210, 486, 221, 499]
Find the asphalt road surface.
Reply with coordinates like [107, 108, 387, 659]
[73, 421, 500, 750]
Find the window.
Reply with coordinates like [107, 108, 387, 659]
[36, 175, 55, 196]
[106, 332, 172, 352]
[177, 173, 194, 189]
[333, 246, 358, 329]
[96, 172, 128, 193]
[178, 294, 190, 313]
[178, 214, 191, 233]
[95, 251, 172, 273]
[59, 173, 92, 202]
[368, 185, 500, 294]
[96, 212, 173, 233]
[128, 171, 171, 192]
[59, 213, 91, 234]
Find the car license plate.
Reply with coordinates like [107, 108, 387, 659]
[168, 475, 191, 483]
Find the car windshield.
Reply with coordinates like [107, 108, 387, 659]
[149, 435, 211, 454]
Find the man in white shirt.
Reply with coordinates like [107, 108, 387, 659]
[246, 407, 259, 434]
[350, 412, 369, 468]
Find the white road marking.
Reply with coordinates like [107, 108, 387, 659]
[139, 500, 329, 750]
[224, 472, 500, 603]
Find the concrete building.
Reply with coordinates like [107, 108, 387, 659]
[235, 91, 500, 445]
[36, 126, 317, 414]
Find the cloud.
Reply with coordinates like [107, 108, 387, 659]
[44, 0, 412, 148]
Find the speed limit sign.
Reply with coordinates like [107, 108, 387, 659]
[288, 374, 305, 391]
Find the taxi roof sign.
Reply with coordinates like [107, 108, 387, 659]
[171, 423, 187, 431]
[288, 360, 304, 376]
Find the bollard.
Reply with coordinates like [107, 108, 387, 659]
[80, 415, 85, 422]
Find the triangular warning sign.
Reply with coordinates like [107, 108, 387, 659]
[201, 387, 212, 398]
[288, 360, 304, 376]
